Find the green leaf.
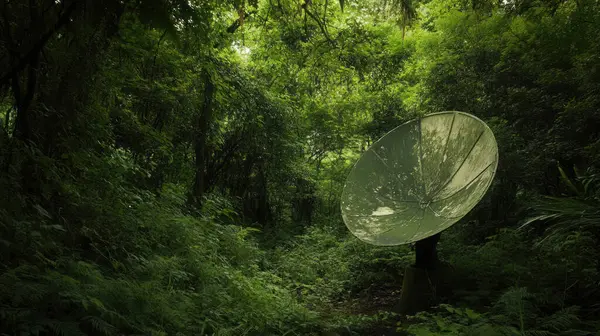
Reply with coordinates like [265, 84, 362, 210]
[89, 297, 105, 310]
[558, 164, 581, 196]
[464, 308, 480, 321]
[33, 204, 51, 218]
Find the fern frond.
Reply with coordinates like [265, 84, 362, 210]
[538, 306, 579, 332]
[82, 316, 116, 336]
[44, 319, 85, 336]
[524, 330, 554, 336]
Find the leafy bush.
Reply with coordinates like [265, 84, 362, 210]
[435, 222, 599, 335]
[398, 304, 512, 336]
[398, 298, 588, 336]
[0, 146, 319, 335]
[272, 225, 413, 306]
[0, 211, 318, 335]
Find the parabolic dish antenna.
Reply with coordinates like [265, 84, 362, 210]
[341, 111, 498, 246]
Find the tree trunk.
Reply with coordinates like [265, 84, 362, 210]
[255, 161, 270, 223]
[189, 69, 215, 207]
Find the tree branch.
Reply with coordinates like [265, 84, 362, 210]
[302, 3, 335, 46]
[0, 0, 79, 88]
[226, 11, 256, 34]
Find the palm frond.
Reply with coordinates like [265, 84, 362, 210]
[521, 195, 600, 246]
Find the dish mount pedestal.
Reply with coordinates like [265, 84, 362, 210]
[397, 233, 448, 314]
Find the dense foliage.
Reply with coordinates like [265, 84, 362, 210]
[1, 0, 600, 335]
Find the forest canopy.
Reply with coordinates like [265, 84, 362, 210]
[1, 0, 600, 335]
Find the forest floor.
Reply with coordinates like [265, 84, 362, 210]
[347, 285, 401, 316]
[324, 284, 406, 335]
[351, 287, 405, 335]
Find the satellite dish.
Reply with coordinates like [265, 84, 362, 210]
[341, 111, 498, 246]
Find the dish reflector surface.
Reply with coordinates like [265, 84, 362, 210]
[341, 111, 498, 246]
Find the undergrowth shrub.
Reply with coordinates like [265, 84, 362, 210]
[0, 211, 318, 335]
[436, 222, 599, 335]
[0, 148, 320, 335]
[397, 298, 589, 336]
[272, 225, 413, 306]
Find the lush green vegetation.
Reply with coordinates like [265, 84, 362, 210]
[1, 0, 600, 335]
